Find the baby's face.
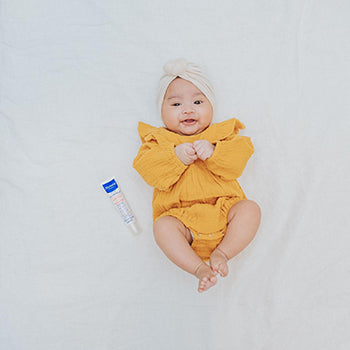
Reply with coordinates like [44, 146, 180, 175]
[161, 78, 213, 136]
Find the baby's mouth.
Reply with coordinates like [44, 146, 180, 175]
[182, 119, 197, 125]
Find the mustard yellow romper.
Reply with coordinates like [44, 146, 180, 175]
[133, 118, 254, 261]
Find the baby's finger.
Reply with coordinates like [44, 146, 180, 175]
[191, 153, 198, 160]
[197, 150, 207, 160]
[186, 144, 196, 155]
[200, 153, 209, 161]
[193, 143, 203, 154]
[188, 147, 195, 155]
[194, 146, 202, 155]
[202, 152, 209, 160]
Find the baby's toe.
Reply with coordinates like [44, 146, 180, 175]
[196, 263, 218, 293]
[199, 277, 207, 286]
[218, 264, 228, 277]
[210, 276, 218, 284]
[210, 262, 219, 274]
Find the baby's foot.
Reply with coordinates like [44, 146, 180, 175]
[194, 262, 218, 293]
[210, 247, 229, 277]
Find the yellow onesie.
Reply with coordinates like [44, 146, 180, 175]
[133, 118, 254, 261]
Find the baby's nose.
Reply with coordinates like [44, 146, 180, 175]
[182, 104, 195, 114]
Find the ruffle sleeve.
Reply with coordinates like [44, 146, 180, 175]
[205, 118, 254, 180]
[137, 122, 160, 143]
[133, 122, 188, 191]
[205, 118, 246, 142]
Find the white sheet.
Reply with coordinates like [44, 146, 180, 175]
[1, 1, 349, 349]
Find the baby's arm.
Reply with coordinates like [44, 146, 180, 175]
[204, 135, 254, 180]
[133, 139, 188, 191]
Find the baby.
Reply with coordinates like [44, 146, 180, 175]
[133, 59, 261, 293]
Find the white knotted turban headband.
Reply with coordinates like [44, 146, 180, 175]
[157, 58, 215, 114]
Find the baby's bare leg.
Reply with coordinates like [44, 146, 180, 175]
[210, 200, 261, 277]
[153, 216, 217, 293]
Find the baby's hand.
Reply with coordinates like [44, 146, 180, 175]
[193, 140, 215, 161]
[175, 143, 198, 165]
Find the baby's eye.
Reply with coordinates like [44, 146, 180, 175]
[172, 103, 181, 106]
[194, 100, 203, 105]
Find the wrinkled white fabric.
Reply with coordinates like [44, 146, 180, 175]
[1, 1, 350, 350]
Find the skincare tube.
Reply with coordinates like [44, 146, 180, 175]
[102, 178, 141, 235]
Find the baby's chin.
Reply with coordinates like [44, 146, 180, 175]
[177, 123, 211, 136]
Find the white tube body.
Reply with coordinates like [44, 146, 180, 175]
[101, 178, 141, 235]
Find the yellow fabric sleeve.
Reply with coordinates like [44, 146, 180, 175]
[205, 134, 254, 180]
[133, 123, 188, 191]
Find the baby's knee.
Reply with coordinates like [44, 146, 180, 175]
[228, 199, 262, 223]
[153, 216, 176, 239]
[153, 216, 191, 243]
[246, 200, 262, 219]
[153, 216, 167, 236]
